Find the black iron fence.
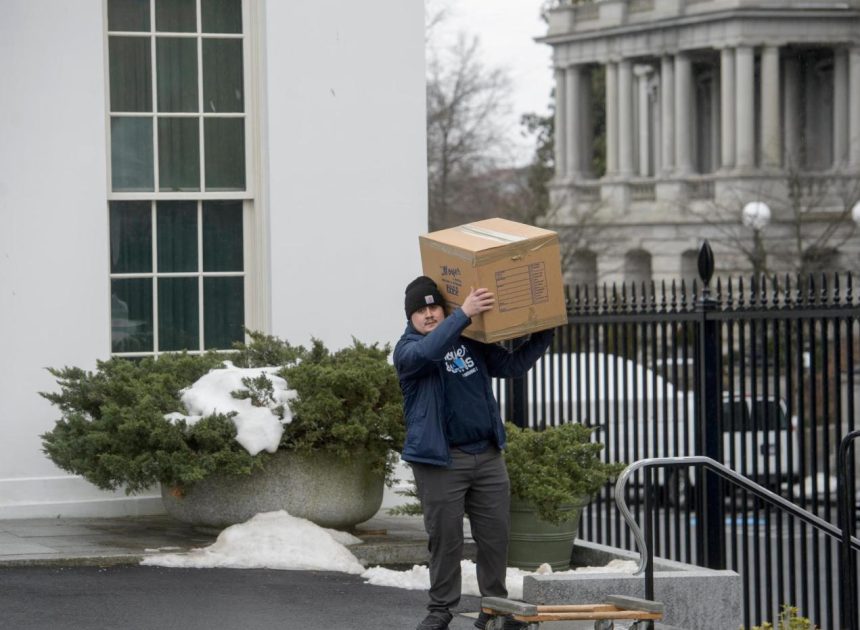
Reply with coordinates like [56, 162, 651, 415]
[497, 241, 860, 630]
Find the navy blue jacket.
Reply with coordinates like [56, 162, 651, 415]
[393, 308, 553, 466]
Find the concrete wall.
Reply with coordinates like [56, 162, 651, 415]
[0, 0, 427, 518]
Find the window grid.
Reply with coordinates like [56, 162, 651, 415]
[106, 0, 249, 198]
[107, 0, 252, 357]
[110, 199, 246, 358]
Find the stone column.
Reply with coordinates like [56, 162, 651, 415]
[849, 47, 860, 169]
[554, 68, 567, 179]
[760, 45, 781, 169]
[735, 45, 756, 170]
[606, 62, 619, 176]
[636, 65, 653, 176]
[720, 48, 735, 170]
[833, 48, 849, 168]
[783, 55, 801, 169]
[660, 55, 675, 174]
[675, 52, 693, 174]
[619, 59, 635, 176]
[565, 65, 582, 179]
[581, 68, 594, 178]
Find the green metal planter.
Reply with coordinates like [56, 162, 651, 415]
[507, 495, 587, 571]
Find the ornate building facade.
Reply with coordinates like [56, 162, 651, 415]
[541, 0, 860, 286]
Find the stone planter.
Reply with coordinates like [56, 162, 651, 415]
[507, 496, 587, 571]
[161, 449, 384, 530]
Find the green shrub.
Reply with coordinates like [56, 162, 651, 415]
[40, 333, 404, 493]
[504, 422, 624, 524]
[744, 605, 818, 630]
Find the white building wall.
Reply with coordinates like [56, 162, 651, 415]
[0, 0, 427, 518]
[265, 1, 426, 350]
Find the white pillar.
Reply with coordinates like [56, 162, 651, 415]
[554, 68, 567, 179]
[636, 65, 652, 177]
[833, 48, 849, 168]
[565, 65, 582, 179]
[760, 45, 781, 169]
[581, 68, 593, 178]
[619, 59, 634, 176]
[735, 45, 756, 170]
[720, 48, 735, 170]
[783, 55, 801, 169]
[675, 52, 693, 174]
[606, 62, 619, 176]
[660, 55, 675, 174]
[849, 47, 860, 169]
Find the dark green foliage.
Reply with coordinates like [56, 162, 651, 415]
[230, 329, 304, 368]
[504, 422, 624, 524]
[40, 334, 404, 494]
[279, 339, 405, 480]
[40, 352, 257, 493]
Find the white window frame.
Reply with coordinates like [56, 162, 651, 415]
[103, 0, 268, 357]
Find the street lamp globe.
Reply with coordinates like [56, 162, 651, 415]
[851, 200, 860, 226]
[742, 201, 772, 231]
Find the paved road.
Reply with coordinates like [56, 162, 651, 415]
[0, 565, 483, 630]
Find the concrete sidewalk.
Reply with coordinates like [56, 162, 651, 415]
[0, 512, 441, 568]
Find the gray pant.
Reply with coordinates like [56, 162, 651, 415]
[411, 447, 511, 612]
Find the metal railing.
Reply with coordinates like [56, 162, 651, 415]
[497, 240, 860, 628]
[614, 455, 860, 630]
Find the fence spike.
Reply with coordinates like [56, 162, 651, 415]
[671, 279, 678, 312]
[602, 282, 609, 311]
[680, 278, 688, 310]
[621, 282, 628, 310]
[783, 273, 791, 307]
[796, 273, 803, 305]
[820, 273, 829, 305]
[612, 282, 618, 309]
[847, 272, 854, 304]
[726, 276, 734, 308]
[630, 281, 638, 312]
[649, 280, 657, 310]
[770, 274, 779, 308]
[660, 279, 667, 311]
[641, 281, 649, 311]
[715, 277, 723, 305]
[807, 274, 816, 305]
[691, 278, 698, 302]
[833, 272, 841, 305]
[738, 276, 746, 308]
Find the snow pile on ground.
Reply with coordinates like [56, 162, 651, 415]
[142, 510, 636, 596]
[142, 511, 364, 574]
[164, 362, 296, 455]
[362, 559, 637, 600]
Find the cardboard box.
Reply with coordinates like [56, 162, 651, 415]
[419, 218, 568, 343]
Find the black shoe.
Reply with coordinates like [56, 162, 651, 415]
[474, 611, 494, 629]
[416, 610, 454, 630]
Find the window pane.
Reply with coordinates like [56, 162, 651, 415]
[202, 0, 242, 33]
[158, 277, 199, 351]
[109, 37, 152, 112]
[112, 278, 153, 353]
[202, 39, 243, 113]
[108, 0, 150, 32]
[157, 201, 197, 272]
[203, 201, 243, 271]
[110, 201, 152, 273]
[111, 117, 154, 191]
[204, 277, 244, 349]
[204, 118, 245, 190]
[155, 0, 196, 32]
[157, 38, 198, 112]
[158, 117, 200, 191]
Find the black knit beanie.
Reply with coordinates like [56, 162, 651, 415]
[404, 276, 445, 319]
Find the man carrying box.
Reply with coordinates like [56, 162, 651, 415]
[393, 276, 553, 630]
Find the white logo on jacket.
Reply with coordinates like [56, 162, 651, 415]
[444, 345, 477, 377]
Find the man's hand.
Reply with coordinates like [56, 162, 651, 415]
[461, 287, 495, 318]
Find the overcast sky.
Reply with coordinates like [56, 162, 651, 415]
[432, 0, 554, 165]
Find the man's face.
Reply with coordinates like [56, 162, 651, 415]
[410, 304, 445, 335]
